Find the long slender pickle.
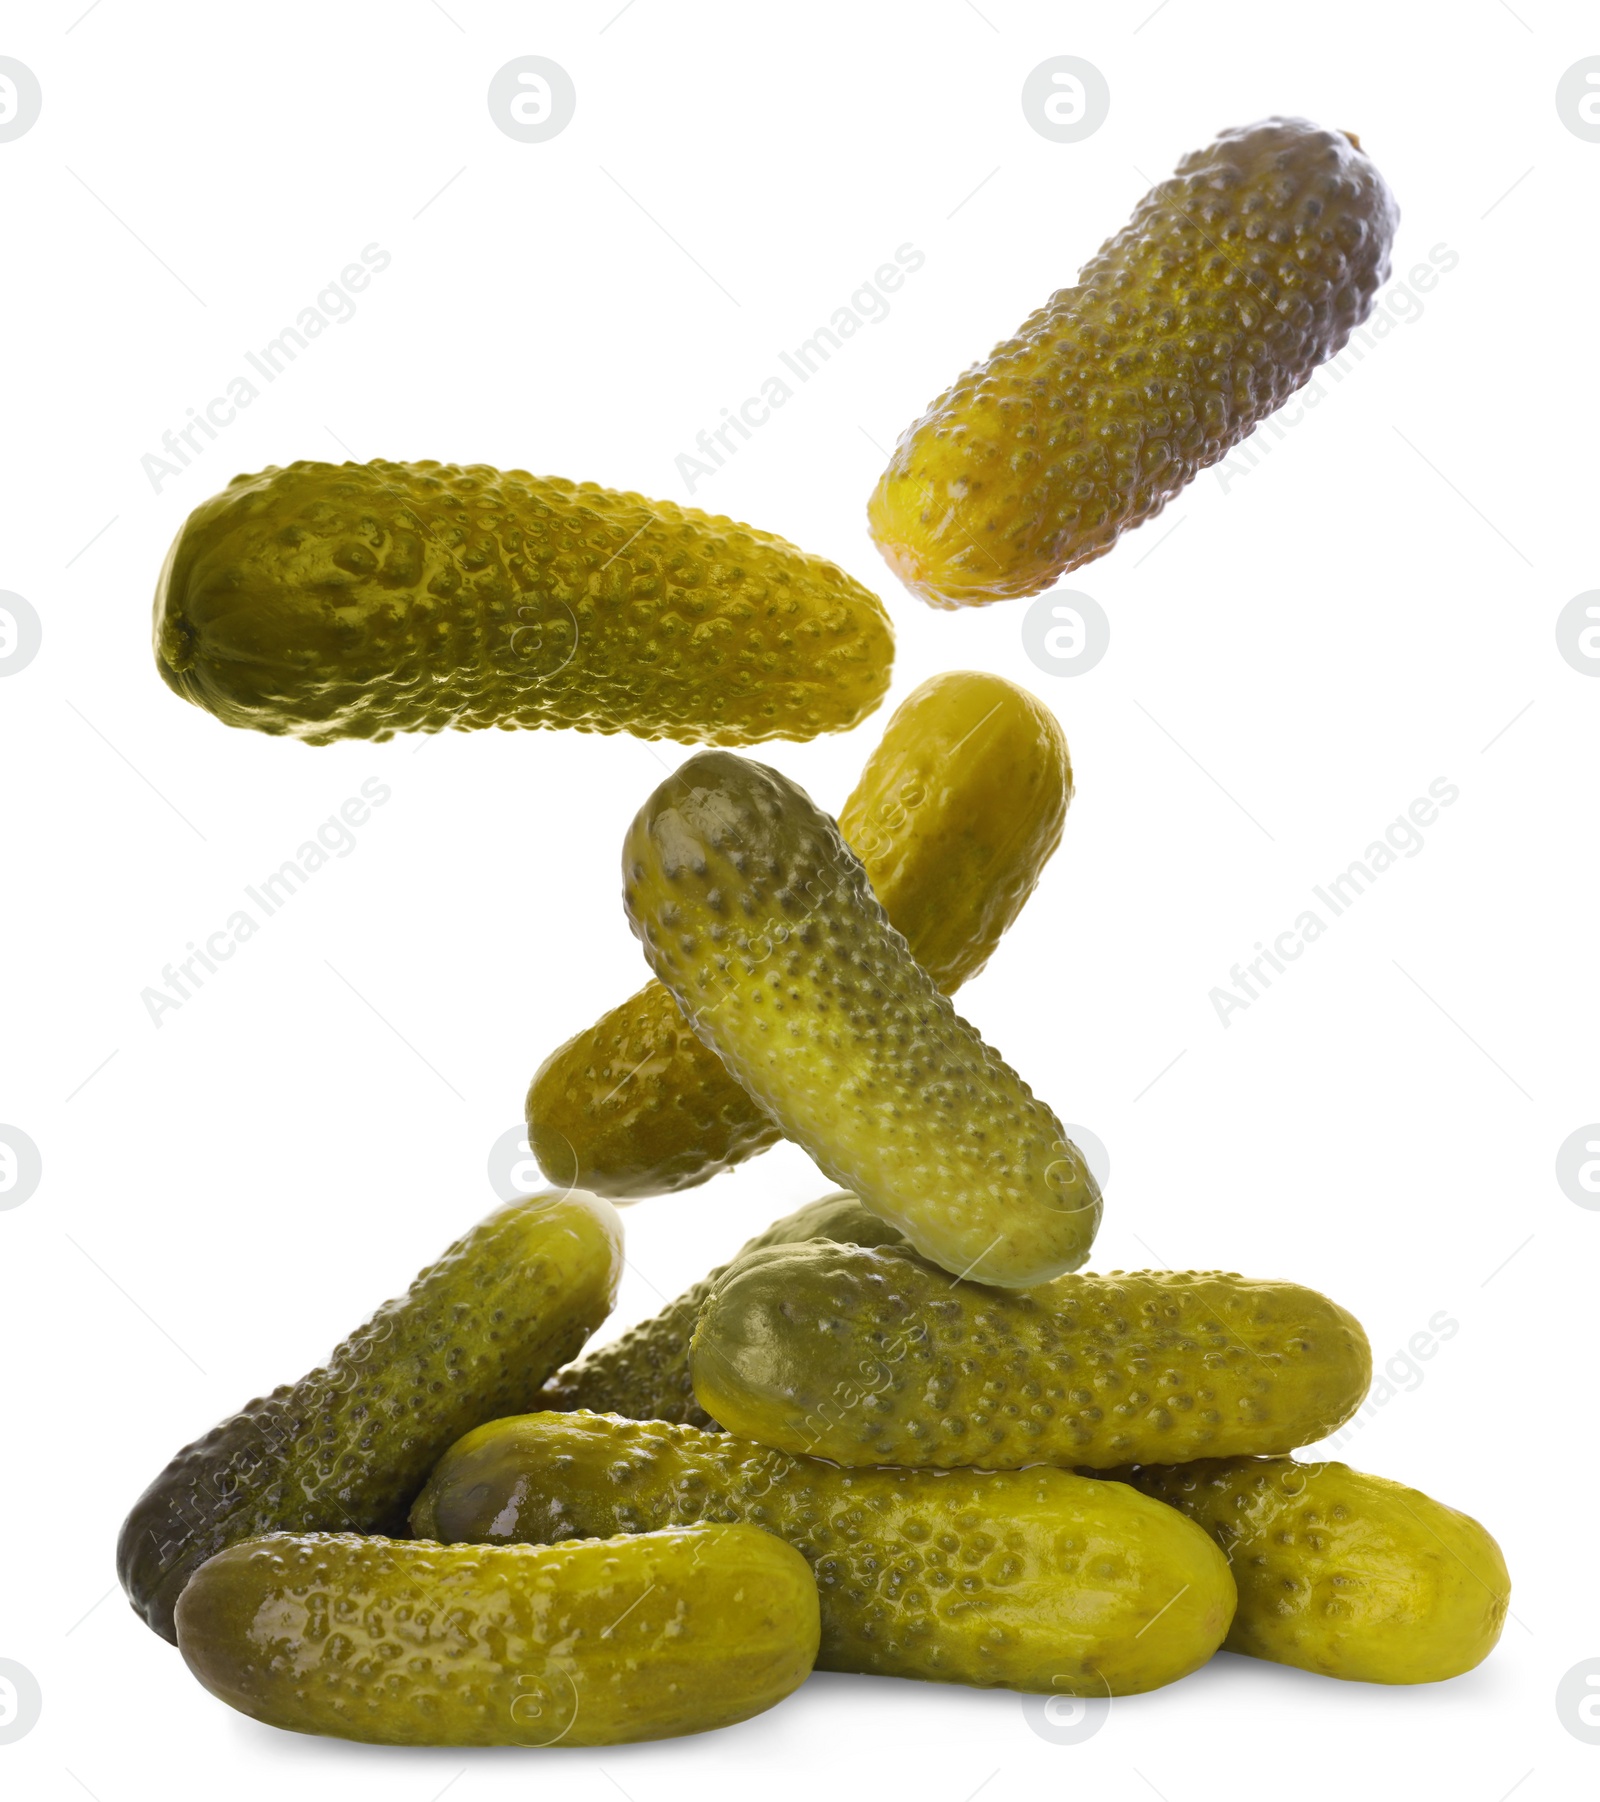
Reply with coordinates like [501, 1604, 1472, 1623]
[1117, 1458, 1509, 1684]
[541, 1192, 906, 1426]
[869, 118, 1398, 604]
[177, 1526, 819, 1745]
[690, 1242, 1371, 1468]
[118, 1191, 622, 1642]
[528, 671, 1072, 1198]
[621, 750, 1100, 1286]
[154, 460, 893, 744]
[412, 1411, 1236, 1696]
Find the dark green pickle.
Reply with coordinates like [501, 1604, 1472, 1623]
[623, 750, 1100, 1286]
[413, 1410, 1237, 1696]
[176, 1525, 820, 1745]
[119, 1191, 622, 1642]
[540, 1191, 905, 1427]
[155, 461, 894, 744]
[691, 1240, 1371, 1469]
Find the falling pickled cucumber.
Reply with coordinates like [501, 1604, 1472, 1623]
[177, 1525, 819, 1745]
[154, 460, 894, 744]
[1117, 1458, 1509, 1684]
[117, 1191, 623, 1643]
[835, 671, 1072, 986]
[868, 118, 1399, 605]
[529, 670, 1072, 1198]
[542, 1192, 907, 1426]
[413, 1411, 1236, 1695]
[622, 750, 1099, 1287]
[690, 1241, 1371, 1468]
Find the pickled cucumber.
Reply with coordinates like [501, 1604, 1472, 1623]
[869, 118, 1399, 605]
[118, 1191, 622, 1642]
[154, 460, 894, 744]
[1118, 1458, 1509, 1684]
[836, 671, 1072, 987]
[176, 1525, 819, 1745]
[691, 1242, 1371, 1468]
[528, 670, 1071, 1198]
[622, 751, 1099, 1286]
[412, 1411, 1236, 1695]
[541, 1192, 906, 1426]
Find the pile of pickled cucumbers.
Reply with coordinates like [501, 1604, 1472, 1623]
[126, 117, 1510, 1749]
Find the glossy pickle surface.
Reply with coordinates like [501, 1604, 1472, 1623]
[118, 1191, 623, 1641]
[691, 1241, 1371, 1468]
[412, 1410, 1236, 1695]
[620, 749, 1100, 1286]
[869, 119, 1398, 604]
[1118, 1457, 1509, 1684]
[155, 459, 893, 743]
[176, 1525, 820, 1745]
[527, 671, 1072, 1199]
[541, 1192, 907, 1427]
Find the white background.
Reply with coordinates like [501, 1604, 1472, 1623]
[2, 2, 1596, 1798]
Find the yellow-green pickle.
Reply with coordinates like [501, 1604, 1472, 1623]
[118, 1191, 622, 1642]
[622, 750, 1100, 1286]
[690, 1241, 1371, 1467]
[541, 1192, 907, 1426]
[528, 669, 1073, 1198]
[412, 1411, 1237, 1695]
[868, 118, 1399, 604]
[1118, 1458, 1509, 1683]
[154, 460, 894, 744]
[176, 1525, 819, 1745]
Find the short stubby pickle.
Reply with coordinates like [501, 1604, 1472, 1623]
[869, 118, 1399, 604]
[541, 1192, 907, 1427]
[154, 459, 894, 744]
[412, 1410, 1237, 1696]
[117, 1190, 622, 1642]
[690, 1241, 1372, 1468]
[527, 670, 1072, 1198]
[176, 1526, 819, 1745]
[1116, 1458, 1510, 1685]
[621, 750, 1100, 1287]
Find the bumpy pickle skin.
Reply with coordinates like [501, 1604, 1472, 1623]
[154, 460, 893, 744]
[176, 1526, 819, 1745]
[868, 118, 1399, 605]
[835, 670, 1072, 990]
[621, 750, 1099, 1287]
[412, 1411, 1236, 1695]
[541, 1192, 907, 1427]
[1117, 1458, 1509, 1684]
[118, 1191, 623, 1643]
[690, 1243, 1371, 1468]
[528, 670, 1072, 1199]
